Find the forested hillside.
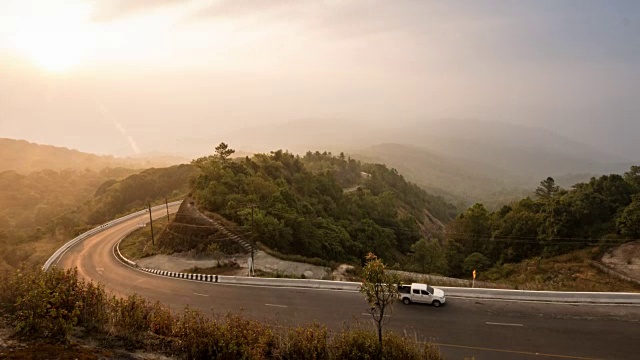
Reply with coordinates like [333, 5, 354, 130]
[87, 164, 199, 224]
[0, 168, 139, 241]
[191, 144, 456, 265]
[0, 164, 197, 271]
[351, 143, 530, 208]
[0, 138, 185, 173]
[441, 166, 640, 277]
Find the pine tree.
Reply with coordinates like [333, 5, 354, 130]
[535, 177, 560, 200]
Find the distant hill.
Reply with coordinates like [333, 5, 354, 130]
[0, 164, 199, 271]
[188, 118, 634, 206]
[350, 143, 530, 208]
[87, 164, 199, 224]
[0, 168, 139, 234]
[0, 138, 188, 173]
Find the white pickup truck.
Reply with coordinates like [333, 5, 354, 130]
[398, 283, 446, 307]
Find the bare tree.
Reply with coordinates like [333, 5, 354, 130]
[360, 252, 400, 349]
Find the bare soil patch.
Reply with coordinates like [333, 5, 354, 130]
[601, 240, 640, 281]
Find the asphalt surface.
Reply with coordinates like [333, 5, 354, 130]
[57, 207, 640, 360]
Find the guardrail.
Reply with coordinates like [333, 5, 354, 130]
[120, 242, 640, 302]
[438, 286, 640, 304]
[130, 257, 640, 302]
[115, 236, 361, 291]
[42, 201, 182, 271]
[50, 201, 640, 304]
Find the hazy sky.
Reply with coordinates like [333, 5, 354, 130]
[1, 0, 639, 157]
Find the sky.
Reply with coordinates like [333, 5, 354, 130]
[0, 0, 639, 158]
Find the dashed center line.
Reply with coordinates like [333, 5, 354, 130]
[265, 303, 288, 308]
[193, 292, 209, 297]
[485, 322, 523, 327]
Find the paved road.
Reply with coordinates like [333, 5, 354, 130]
[57, 207, 640, 360]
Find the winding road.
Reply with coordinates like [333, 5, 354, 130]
[56, 206, 640, 360]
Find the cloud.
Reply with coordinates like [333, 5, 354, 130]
[91, 0, 187, 22]
[188, 0, 297, 20]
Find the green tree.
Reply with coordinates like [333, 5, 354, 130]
[214, 142, 235, 162]
[410, 238, 446, 274]
[617, 195, 640, 238]
[535, 177, 560, 200]
[447, 203, 492, 255]
[360, 253, 400, 350]
[462, 252, 490, 274]
[624, 165, 640, 191]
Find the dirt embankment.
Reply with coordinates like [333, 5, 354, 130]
[601, 241, 640, 282]
[136, 198, 331, 279]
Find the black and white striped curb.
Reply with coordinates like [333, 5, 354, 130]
[140, 268, 221, 282]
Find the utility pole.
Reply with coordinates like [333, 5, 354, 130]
[250, 204, 255, 277]
[165, 198, 170, 220]
[148, 203, 155, 246]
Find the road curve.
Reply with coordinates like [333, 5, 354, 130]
[57, 207, 640, 360]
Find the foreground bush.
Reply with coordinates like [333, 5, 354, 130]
[0, 267, 442, 359]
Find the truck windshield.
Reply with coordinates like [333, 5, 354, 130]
[427, 285, 434, 294]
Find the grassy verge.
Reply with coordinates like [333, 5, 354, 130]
[256, 242, 339, 269]
[118, 214, 175, 260]
[185, 265, 241, 275]
[0, 267, 443, 359]
[481, 247, 640, 292]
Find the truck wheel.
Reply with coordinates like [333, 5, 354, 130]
[432, 300, 441, 307]
[402, 298, 411, 305]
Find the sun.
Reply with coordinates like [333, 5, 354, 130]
[12, 4, 93, 73]
[18, 32, 87, 73]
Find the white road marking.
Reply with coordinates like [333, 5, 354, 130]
[265, 303, 288, 308]
[193, 292, 209, 297]
[485, 322, 523, 327]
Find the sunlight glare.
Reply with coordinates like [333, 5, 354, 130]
[12, 3, 94, 73]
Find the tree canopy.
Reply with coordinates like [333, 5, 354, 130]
[191, 145, 456, 264]
[442, 169, 640, 277]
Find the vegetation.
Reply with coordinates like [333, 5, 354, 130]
[0, 266, 442, 359]
[0, 164, 197, 272]
[0, 138, 184, 173]
[0, 167, 138, 240]
[118, 215, 174, 260]
[191, 145, 456, 266]
[352, 143, 532, 210]
[481, 248, 640, 292]
[360, 253, 400, 349]
[87, 164, 198, 224]
[442, 167, 640, 278]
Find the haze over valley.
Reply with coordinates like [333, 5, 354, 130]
[1, 2, 640, 358]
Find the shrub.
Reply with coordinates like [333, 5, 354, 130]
[0, 267, 443, 359]
[108, 294, 153, 343]
[329, 328, 439, 360]
[330, 328, 380, 359]
[4, 267, 82, 341]
[275, 323, 329, 360]
[173, 310, 275, 360]
[77, 281, 109, 332]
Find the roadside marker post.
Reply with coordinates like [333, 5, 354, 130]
[472, 269, 476, 288]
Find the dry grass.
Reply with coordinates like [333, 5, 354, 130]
[0, 267, 444, 359]
[482, 248, 640, 292]
[119, 215, 174, 260]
